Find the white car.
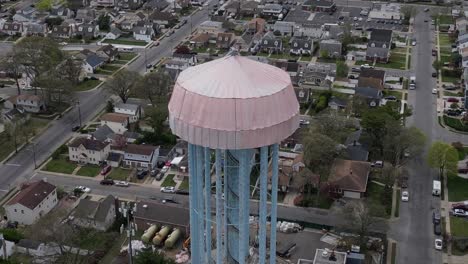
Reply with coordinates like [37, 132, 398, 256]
[435, 239, 443, 250]
[358, 17, 363, 21]
[401, 191, 409, 202]
[412, 41, 417, 46]
[161, 186, 176, 193]
[453, 208, 468, 217]
[75, 186, 91, 193]
[432, 88, 437, 94]
[115, 181, 129, 187]
[59, 42, 68, 46]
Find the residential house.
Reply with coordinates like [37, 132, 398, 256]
[259, 31, 283, 54]
[100, 113, 129, 134]
[51, 24, 73, 38]
[49, 6, 74, 20]
[97, 44, 119, 62]
[133, 200, 190, 235]
[368, 3, 401, 20]
[327, 159, 371, 199]
[105, 26, 122, 40]
[148, 11, 177, 27]
[25, 23, 47, 36]
[328, 96, 348, 110]
[71, 195, 116, 231]
[133, 26, 154, 42]
[366, 29, 392, 63]
[4, 180, 58, 225]
[294, 87, 310, 104]
[91, 0, 116, 7]
[354, 86, 383, 107]
[189, 32, 211, 48]
[123, 144, 159, 169]
[118, 0, 144, 10]
[456, 17, 468, 35]
[2, 108, 30, 124]
[273, 21, 296, 36]
[173, 53, 197, 65]
[2, 22, 24, 36]
[106, 152, 123, 167]
[74, 23, 99, 39]
[346, 50, 366, 61]
[143, 0, 170, 11]
[75, 8, 96, 23]
[68, 137, 111, 165]
[321, 23, 344, 40]
[274, 60, 300, 77]
[82, 54, 105, 74]
[92, 125, 114, 142]
[4, 94, 46, 113]
[198, 21, 223, 34]
[268, 164, 292, 193]
[12, 7, 37, 23]
[357, 68, 386, 90]
[302, 0, 336, 12]
[289, 36, 313, 55]
[261, 4, 284, 18]
[240, 1, 259, 16]
[114, 103, 142, 123]
[164, 59, 191, 70]
[246, 18, 266, 34]
[216, 32, 234, 49]
[302, 62, 335, 87]
[319, 39, 342, 58]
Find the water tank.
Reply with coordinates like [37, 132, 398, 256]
[141, 225, 159, 244]
[164, 228, 182, 249]
[152, 226, 172, 246]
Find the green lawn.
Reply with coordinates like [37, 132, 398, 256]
[107, 167, 131, 181]
[438, 15, 454, 25]
[103, 38, 147, 46]
[442, 74, 460, 83]
[179, 177, 189, 190]
[94, 69, 113, 75]
[456, 147, 468, 160]
[44, 157, 77, 174]
[443, 116, 468, 132]
[439, 34, 452, 46]
[119, 53, 138, 61]
[440, 55, 451, 64]
[448, 173, 468, 202]
[76, 165, 101, 177]
[100, 65, 121, 72]
[443, 91, 463, 97]
[439, 46, 452, 55]
[73, 79, 102, 91]
[111, 60, 127, 65]
[383, 90, 403, 100]
[366, 182, 391, 218]
[161, 173, 177, 187]
[375, 53, 406, 70]
[450, 216, 468, 237]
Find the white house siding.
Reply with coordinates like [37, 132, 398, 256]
[69, 144, 110, 165]
[5, 190, 58, 225]
[101, 120, 128, 134]
[124, 150, 158, 169]
[343, 190, 361, 199]
[133, 33, 151, 42]
[114, 107, 139, 123]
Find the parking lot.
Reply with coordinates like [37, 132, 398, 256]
[276, 229, 330, 263]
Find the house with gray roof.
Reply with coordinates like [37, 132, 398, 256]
[366, 29, 392, 63]
[354, 86, 382, 107]
[143, 0, 170, 11]
[319, 39, 342, 58]
[302, 62, 335, 87]
[75, 8, 96, 23]
[258, 31, 283, 54]
[133, 26, 154, 42]
[51, 24, 72, 38]
[25, 23, 47, 36]
[92, 125, 115, 142]
[97, 44, 119, 62]
[1, 22, 24, 36]
[49, 6, 74, 20]
[289, 36, 313, 55]
[71, 195, 116, 231]
[83, 54, 106, 74]
[74, 22, 99, 39]
[105, 26, 122, 40]
[273, 21, 295, 36]
[118, 0, 144, 10]
[328, 96, 347, 110]
[12, 7, 37, 23]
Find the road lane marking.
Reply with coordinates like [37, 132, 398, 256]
[0, 189, 9, 192]
[4, 163, 21, 167]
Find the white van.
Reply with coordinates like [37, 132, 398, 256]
[433, 180, 441, 196]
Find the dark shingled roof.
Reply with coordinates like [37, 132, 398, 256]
[359, 68, 385, 80]
[328, 159, 371, 192]
[69, 137, 110, 151]
[370, 29, 392, 43]
[17, 239, 41, 250]
[124, 144, 158, 155]
[133, 200, 189, 227]
[73, 195, 115, 223]
[6, 180, 56, 210]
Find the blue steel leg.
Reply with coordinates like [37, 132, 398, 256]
[269, 144, 279, 264]
[196, 145, 205, 264]
[226, 150, 240, 263]
[188, 144, 200, 264]
[238, 149, 254, 264]
[215, 149, 223, 264]
[204, 147, 212, 263]
[223, 150, 228, 261]
[259, 146, 268, 264]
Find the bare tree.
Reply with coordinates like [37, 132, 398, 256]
[2, 51, 23, 95]
[104, 69, 140, 103]
[135, 70, 172, 107]
[343, 202, 378, 249]
[383, 125, 426, 168]
[59, 56, 83, 85]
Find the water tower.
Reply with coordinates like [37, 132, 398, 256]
[168, 54, 299, 264]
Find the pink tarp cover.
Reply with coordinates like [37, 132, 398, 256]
[168, 55, 300, 150]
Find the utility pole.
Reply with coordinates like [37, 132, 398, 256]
[31, 142, 37, 169]
[76, 100, 82, 127]
[120, 202, 137, 264]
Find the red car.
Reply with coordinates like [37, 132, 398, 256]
[100, 165, 111, 175]
[447, 98, 460, 103]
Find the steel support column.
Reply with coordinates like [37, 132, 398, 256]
[215, 149, 224, 264]
[204, 147, 212, 263]
[223, 150, 229, 260]
[226, 150, 240, 263]
[196, 145, 206, 264]
[258, 146, 268, 264]
[188, 144, 201, 264]
[238, 149, 253, 264]
[269, 144, 279, 264]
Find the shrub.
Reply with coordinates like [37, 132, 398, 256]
[51, 144, 68, 160]
[0, 228, 24, 243]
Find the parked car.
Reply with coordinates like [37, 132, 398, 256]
[458, 168, 468, 174]
[385, 96, 397, 101]
[151, 169, 160, 177]
[100, 179, 114, 185]
[162, 196, 178, 204]
[72, 126, 81, 132]
[433, 210, 441, 224]
[435, 239, 442, 250]
[75, 186, 90, 193]
[432, 72, 437, 78]
[371, 161, 384, 168]
[424, 8, 429, 12]
[161, 186, 176, 193]
[453, 208, 468, 217]
[433, 223, 441, 235]
[447, 98, 459, 103]
[115, 181, 129, 187]
[432, 89, 437, 94]
[176, 189, 189, 195]
[101, 165, 111, 175]
[136, 169, 148, 179]
[401, 191, 409, 202]
[412, 41, 416, 46]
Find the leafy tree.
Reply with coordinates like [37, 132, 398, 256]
[134, 248, 175, 264]
[45, 17, 64, 29]
[97, 14, 111, 31]
[106, 100, 114, 113]
[147, 107, 168, 135]
[174, 45, 191, 54]
[103, 69, 140, 103]
[451, 53, 462, 66]
[336, 60, 349, 78]
[2, 51, 23, 95]
[433, 60, 443, 71]
[427, 141, 459, 177]
[135, 70, 172, 107]
[303, 131, 339, 206]
[319, 49, 329, 58]
[401, 6, 416, 25]
[312, 112, 356, 143]
[383, 126, 426, 167]
[37, 0, 53, 11]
